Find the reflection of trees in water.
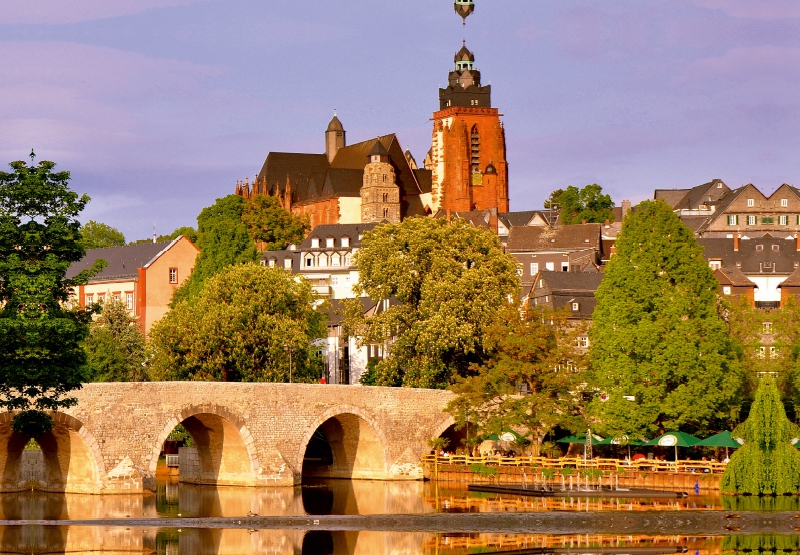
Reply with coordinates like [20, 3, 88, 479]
[722, 495, 800, 512]
[723, 535, 800, 553]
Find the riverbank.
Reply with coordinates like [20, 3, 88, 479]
[425, 464, 722, 492]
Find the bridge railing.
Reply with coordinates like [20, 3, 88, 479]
[421, 454, 727, 474]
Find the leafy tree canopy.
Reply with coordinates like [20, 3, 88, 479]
[342, 217, 520, 389]
[84, 298, 147, 382]
[588, 200, 747, 439]
[446, 306, 590, 455]
[242, 195, 309, 251]
[149, 264, 327, 383]
[172, 195, 257, 303]
[547, 184, 614, 225]
[722, 378, 800, 495]
[0, 155, 103, 436]
[78, 220, 125, 250]
[129, 226, 199, 246]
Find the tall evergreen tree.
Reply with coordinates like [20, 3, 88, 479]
[172, 195, 257, 303]
[588, 200, 747, 438]
[0, 155, 103, 436]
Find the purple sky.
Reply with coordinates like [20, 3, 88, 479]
[3, 0, 800, 240]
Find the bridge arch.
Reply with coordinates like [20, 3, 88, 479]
[0, 412, 105, 494]
[148, 404, 259, 486]
[297, 405, 390, 481]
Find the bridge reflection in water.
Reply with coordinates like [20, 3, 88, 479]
[0, 529, 739, 555]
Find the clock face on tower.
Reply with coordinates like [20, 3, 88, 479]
[472, 173, 483, 186]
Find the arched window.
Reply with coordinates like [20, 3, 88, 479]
[383, 174, 387, 183]
[470, 124, 480, 174]
[383, 208, 389, 219]
[383, 193, 388, 202]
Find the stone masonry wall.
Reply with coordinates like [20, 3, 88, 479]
[50, 382, 454, 492]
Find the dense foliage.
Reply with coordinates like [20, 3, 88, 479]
[545, 184, 614, 225]
[84, 298, 147, 382]
[721, 379, 800, 495]
[0, 156, 103, 435]
[589, 200, 747, 438]
[149, 264, 327, 382]
[342, 217, 520, 388]
[78, 220, 125, 249]
[446, 306, 590, 455]
[172, 195, 258, 302]
[242, 194, 309, 251]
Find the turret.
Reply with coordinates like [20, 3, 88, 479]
[454, 0, 475, 25]
[439, 42, 491, 110]
[325, 112, 346, 163]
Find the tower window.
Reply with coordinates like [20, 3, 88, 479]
[383, 193, 388, 202]
[383, 208, 389, 218]
[470, 124, 480, 174]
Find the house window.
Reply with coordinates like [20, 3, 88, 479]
[572, 302, 580, 311]
[545, 262, 555, 271]
[782, 199, 789, 207]
[331, 276, 339, 286]
[319, 255, 328, 267]
[113, 293, 121, 303]
[561, 262, 569, 272]
[722, 286, 731, 295]
[267, 259, 276, 268]
[727, 215, 738, 226]
[345, 255, 352, 266]
[311, 238, 320, 248]
[747, 199, 755, 207]
[125, 293, 134, 310]
[747, 215, 757, 226]
[772, 245, 780, 251]
[97, 294, 105, 304]
[331, 255, 340, 267]
[341, 236, 350, 248]
[780, 215, 789, 225]
[326, 237, 335, 248]
[169, 268, 178, 284]
[576, 336, 590, 348]
[305, 256, 314, 267]
[756, 244, 764, 251]
[530, 262, 539, 275]
[86, 294, 93, 305]
[709, 260, 721, 270]
[545, 296, 549, 302]
[284, 259, 292, 270]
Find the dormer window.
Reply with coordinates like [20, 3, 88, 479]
[284, 259, 292, 270]
[756, 244, 764, 251]
[326, 237, 334, 248]
[709, 260, 721, 270]
[772, 245, 780, 251]
[572, 302, 580, 311]
[311, 238, 320, 248]
[341, 236, 350, 248]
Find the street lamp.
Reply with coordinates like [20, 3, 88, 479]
[283, 344, 293, 383]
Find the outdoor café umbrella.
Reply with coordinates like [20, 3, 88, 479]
[556, 432, 604, 445]
[645, 431, 701, 461]
[596, 435, 648, 459]
[695, 431, 742, 460]
[485, 430, 525, 443]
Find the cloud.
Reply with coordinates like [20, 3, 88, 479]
[0, 0, 221, 25]
[681, 46, 800, 87]
[689, 0, 800, 20]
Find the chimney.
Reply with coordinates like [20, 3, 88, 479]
[622, 200, 632, 219]
[734, 233, 739, 252]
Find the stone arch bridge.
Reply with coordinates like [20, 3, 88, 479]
[0, 383, 454, 494]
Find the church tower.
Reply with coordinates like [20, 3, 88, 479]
[429, 42, 509, 215]
[326, 112, 346, 163]
[361, 141, 400, 223]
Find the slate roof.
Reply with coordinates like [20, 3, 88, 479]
[499, 210, 560, 229]
[779, 267, 800, 287]
[66, 240, 179, 282]
[506, 224, 601, 252]
[698, 236, 800, 275]
[714, 267, 757, 287]
[535, 271, 604, 293]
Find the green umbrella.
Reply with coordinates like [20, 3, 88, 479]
[484, 430, 524, 442]
[695, 431, 742, 449]
[645, 431, 701, 461]
[696, 431, 742, 460]
[556, 432, 604, 445]
[595, 435, 647, 446]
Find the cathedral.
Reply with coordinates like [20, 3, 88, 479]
[235, 0, 508, 226]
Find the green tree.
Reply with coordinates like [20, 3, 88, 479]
[149, 264, 327, 382]
[446, 306, 590, 455]
[172, 195, 257, 303]
[0, 155, 103, 436]
[342, 217, 520, 389]
[722, 378, 800, 495]
[588, 200, 747, 439]
[543, 189, 564, 210]
[84, 298, 147, 382]
[242, 195, 309, 251]
[549, 184, 614, 225]
[78, 220, 125, 249]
